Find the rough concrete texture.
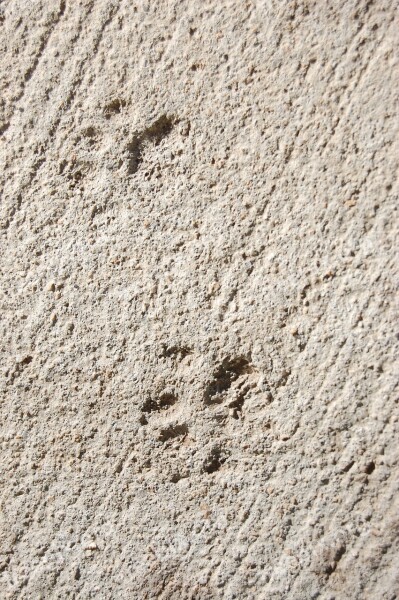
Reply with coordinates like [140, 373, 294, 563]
[0, 0, 398, 598]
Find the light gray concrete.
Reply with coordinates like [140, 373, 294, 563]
[0, 1, 398, 598]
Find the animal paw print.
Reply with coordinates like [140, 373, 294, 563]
[140, 389, 188, 445]
[204, 356, 256, 420]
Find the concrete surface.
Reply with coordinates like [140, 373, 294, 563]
[0, 0, 398, 598]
